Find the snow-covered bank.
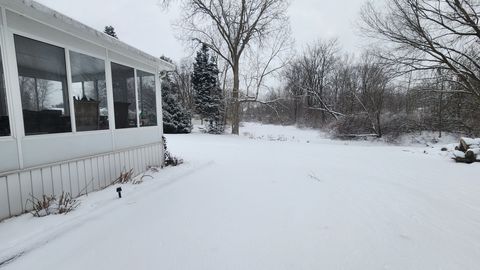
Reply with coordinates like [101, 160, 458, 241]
[1, 123, 479, 270]
[238, 122, 460, 146]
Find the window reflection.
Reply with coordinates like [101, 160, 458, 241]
[14, 35, 71, 135]
[137, 70, 157, 127]
[70, 51, 108, 131]
[111, 62, 137, 129]
[0, 46, 9, 136]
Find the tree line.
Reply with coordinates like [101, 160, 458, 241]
[245, 0, 480, 138]
[159, 0, 480, 138]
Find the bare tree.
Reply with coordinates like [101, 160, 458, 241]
[172, 59, 195, 111]
[164, 0, 290, 134]
[354, 51, 392, 137]
[301, 39, 341, 124]
[282, 39, 343, 126]
[360, 0, 480, 101]
[282, 60, 305, 123]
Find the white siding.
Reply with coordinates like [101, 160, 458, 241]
[0, 142, 163, 220]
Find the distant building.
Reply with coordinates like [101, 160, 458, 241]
[0, 0, 173, 220]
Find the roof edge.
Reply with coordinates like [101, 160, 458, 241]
[2, 0, 175, 71]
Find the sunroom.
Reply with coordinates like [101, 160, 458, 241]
[0, 0, 173, 220]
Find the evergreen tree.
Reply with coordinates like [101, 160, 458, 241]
[192, 44, 225, 133]
[205, 58, 225, 134]
[162, 72, 193, 134]
[104, 26, 118, 39]
[192, 44, 210, 120]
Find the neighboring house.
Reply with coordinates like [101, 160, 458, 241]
[0, 0, 174, 220]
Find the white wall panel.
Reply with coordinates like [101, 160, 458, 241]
[30, 169, 43, 201]
[19, 171, 31, 211]
[108, 154, 115, 185]
[83, 159, 94, 194]
[51, 165, 62, 196]
[1, 142, 163, 220]
[0, 177, 9, 219]
[114, 127, 162, 150]
[6, 173, 21, 215]
[41, 167, 53, 196]
[99, 156, 107, 189]
[0, 140, 19, 171]
[68, 162, 79, 197]
[90, 157, 100, 191]
[60, 164, 71, 195]
[78, 161, 86, 195]
[22, 132, 112, 168]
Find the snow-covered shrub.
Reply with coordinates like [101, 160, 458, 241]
[163, 136, 183, 167]
[331, 114, 376, 137]
[206, 119, 225, 134]
[381, 112, 426, 140]
[331, 112, 436, 140]
[28, 192, 79, 217]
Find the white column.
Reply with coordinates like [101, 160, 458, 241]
[105, 49, 116, 151]
[134, 68, 140, 128]
[1, 8, 24, 169]
[65, 49, 76, 133]
[155, 68, 164, 165]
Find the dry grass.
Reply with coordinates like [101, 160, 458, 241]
[114, 168, 134, 184]
[27, 192, 79, 217]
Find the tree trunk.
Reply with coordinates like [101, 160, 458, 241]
[465, 149, 479, 164]
[231, 62, 240, 135]
[376, 112, 382, 138]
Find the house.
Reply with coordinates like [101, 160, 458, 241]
[0, 0, 173, 220]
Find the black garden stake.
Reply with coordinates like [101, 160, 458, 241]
[116, 187, 122, 198]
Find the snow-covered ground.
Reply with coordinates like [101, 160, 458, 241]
[1, 123, 480, 270]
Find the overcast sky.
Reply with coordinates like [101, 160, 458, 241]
[36, 0, 368, 61]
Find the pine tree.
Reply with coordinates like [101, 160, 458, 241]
[104, 26, 118, 39]
[205, 56, 225, 134]
[192, 44, 210, 120]
[162, 73, 193, 134]
[192, 45, 225, 134]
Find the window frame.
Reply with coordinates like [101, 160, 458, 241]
[6, 28, 159, 140]
[105, 58, 157, 131]
[13, 33, 73, 136]
[110, 61, 139, 130]
[68, 50, 110, 132]
[0, 25, 13, 140]
[136, 69, 158, 127]
[8, 29, 112, 139]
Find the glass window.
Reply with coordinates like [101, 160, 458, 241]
[0, 46, 9, 136]
[111, 62, 137, 129]
[70, 51, 108, 131]
[137, 70, 157, 127]
[14, 35, 71, 135]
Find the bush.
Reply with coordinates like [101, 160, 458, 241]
[163, 136, 184, 167]
[28, 192, 79, 217]
[331, 114, 375, 137]
[331, 112, 436, 139]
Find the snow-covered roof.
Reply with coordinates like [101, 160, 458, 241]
[0, 0, 175, 71]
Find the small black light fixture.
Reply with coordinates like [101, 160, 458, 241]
[116, 187, 122, 198]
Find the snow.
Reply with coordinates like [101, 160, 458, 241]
[453, 150, 466, 159]
[461, 137, 480, 146]
[1, 123, 480, 270]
